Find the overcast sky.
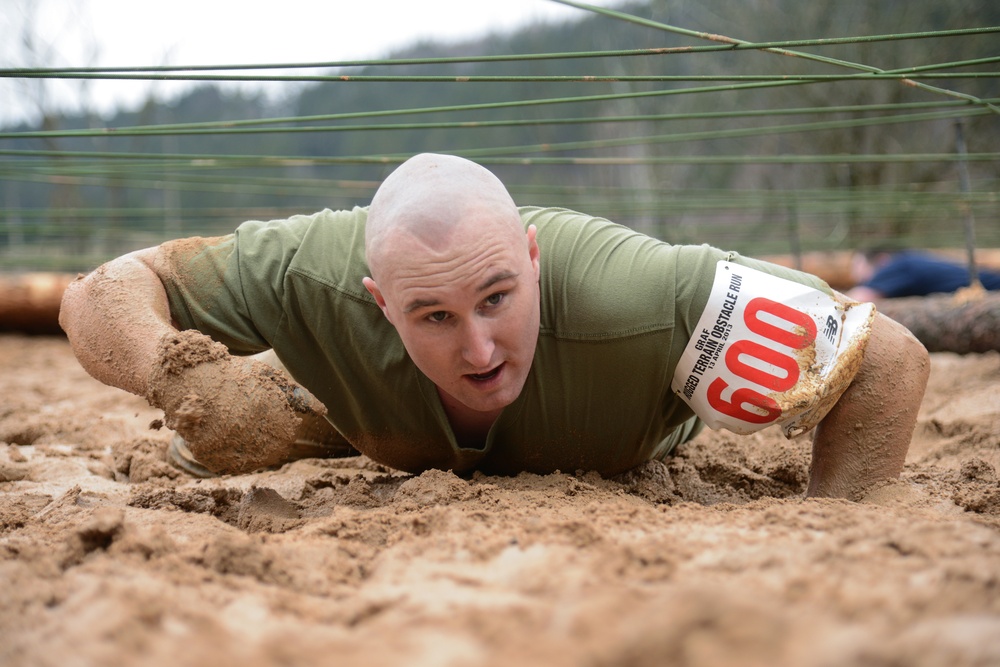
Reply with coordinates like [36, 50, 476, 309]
[1, 0, 623, 127]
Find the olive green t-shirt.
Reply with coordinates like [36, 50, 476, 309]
[160, 206, 827, 475]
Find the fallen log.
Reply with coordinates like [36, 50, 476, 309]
[874, 291, 1000, 354]
[0, 273, 78, 335]
[759, 251, 856, 291]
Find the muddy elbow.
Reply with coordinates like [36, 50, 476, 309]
[57, 274, 90, 339]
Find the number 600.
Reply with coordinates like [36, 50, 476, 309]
[707, 298, 817, 425]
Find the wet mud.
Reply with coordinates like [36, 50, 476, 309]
[1, 334, 999, 666]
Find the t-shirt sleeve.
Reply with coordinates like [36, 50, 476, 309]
[670, 245, 831, 347]
[669, 246, 870, 438]
[158, 213, 318, 355]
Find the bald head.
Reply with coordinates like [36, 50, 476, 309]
[365, 154, 522, 280]
[360, 154, 542, 417]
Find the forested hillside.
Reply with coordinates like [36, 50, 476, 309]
[2, 0, 998, 271]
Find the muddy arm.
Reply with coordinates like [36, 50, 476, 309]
[58, 247, 177, 398]
[60, 244, 328, 475]
[806, 312, 930, 499]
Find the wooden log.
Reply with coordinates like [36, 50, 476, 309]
[874, 291, 1000, 354]
[759, 251, 856, 291]
[0, 272, 78, 335]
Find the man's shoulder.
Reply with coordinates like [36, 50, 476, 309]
[517, 206, 653, 259]
[525, 207, 683, 338]
[236, 207, 368, 238]
[234, 207, 369, 258]
[518, 205, 621, 232]
[232, 207, 372, 296]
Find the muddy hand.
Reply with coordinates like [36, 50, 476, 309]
[146, 330, 318, 475]
[256, 364, 326, 417]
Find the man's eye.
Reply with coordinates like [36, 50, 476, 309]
[485, 293, 505, 306]
[428, 311, 449, 322]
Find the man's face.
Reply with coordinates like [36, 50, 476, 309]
[364, 222, 541, 416]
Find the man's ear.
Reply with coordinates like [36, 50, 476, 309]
[362, 277, 393, 323]
[526, 225, 541, 281]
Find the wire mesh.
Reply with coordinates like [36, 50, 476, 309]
[1, 2, 997, 273]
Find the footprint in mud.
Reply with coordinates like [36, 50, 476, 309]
[952, 458, 1000, 515]
[237, 486, 303, 533]
[129, 486, 244, 524]
[129, 485, 304, 533]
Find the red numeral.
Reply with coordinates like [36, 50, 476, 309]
[706, 378, 782, 424]
[726, 340, 800, 391]
[744, 298, 816, 350]
[707, 297, 817, 427]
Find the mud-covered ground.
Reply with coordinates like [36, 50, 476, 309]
[1, 333, 999, 667]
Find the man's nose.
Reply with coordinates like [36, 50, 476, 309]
[461, 318, 496, 368]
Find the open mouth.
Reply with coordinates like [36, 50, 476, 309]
[467, 364, 503, 382]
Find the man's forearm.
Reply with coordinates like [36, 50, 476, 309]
[59, 249, 178, 397]
[807, 313, 930, 499]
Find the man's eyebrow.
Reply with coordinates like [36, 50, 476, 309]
[404, 297, 441, 314]
[402, 271, 519, 314]
[478, 270, 518, 293]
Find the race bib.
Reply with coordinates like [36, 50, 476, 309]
[671, 261, 875, 438]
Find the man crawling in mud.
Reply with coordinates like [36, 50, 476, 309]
[59, 153, 930, 500]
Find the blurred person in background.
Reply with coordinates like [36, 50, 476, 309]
[847, 248, 1000, 301]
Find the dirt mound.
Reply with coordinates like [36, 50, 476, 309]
[1, 335, 999, 667]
